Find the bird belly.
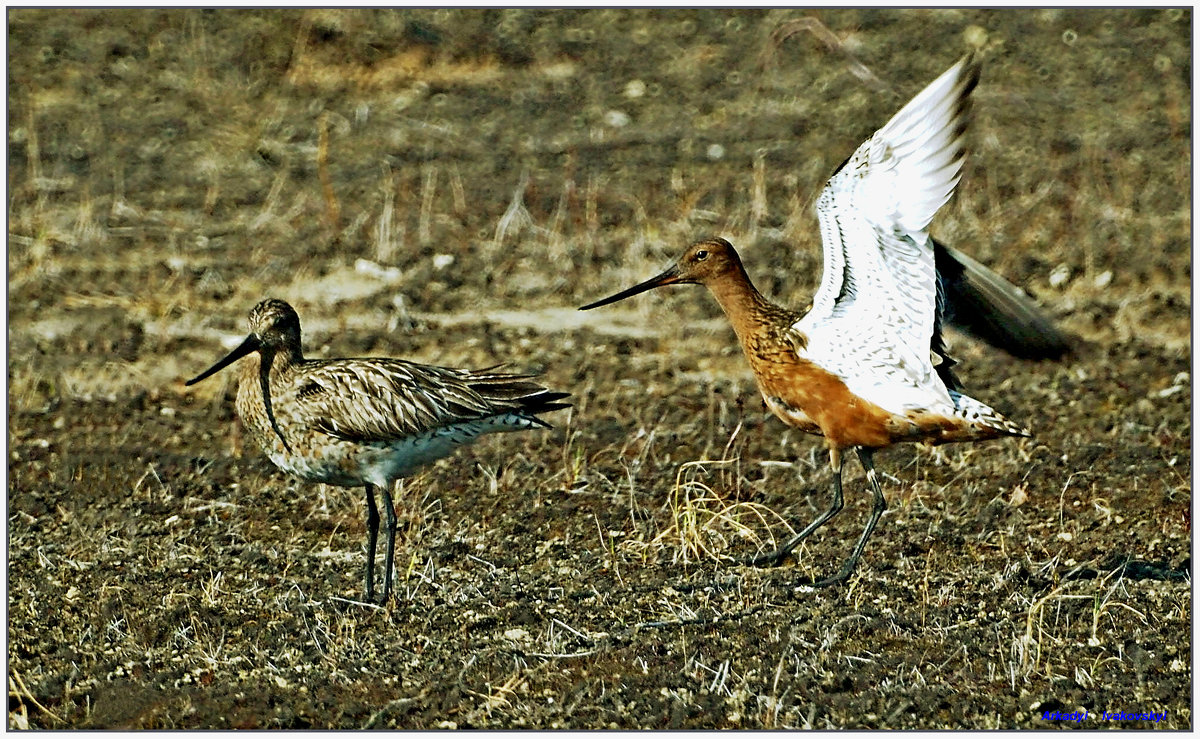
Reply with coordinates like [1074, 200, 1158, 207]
[762, 394, 823, 436]
[262, 430, 474, 488]
[370, 428, 483, 479]
[249, 411, 543, 488]
[763, 370, 1015, 449]
[266, 447, 364, 487]
[260, 430, 474, 487]
[350, 414, 541, 486]
[756, 360, 920, 449]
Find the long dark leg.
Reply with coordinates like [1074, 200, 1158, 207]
[364, 484, 380, 602]
[744, 447, 845, 567]
[381, 482, 398, 602]
[814, 447, 887, 587]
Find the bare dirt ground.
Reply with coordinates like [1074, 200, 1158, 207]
[7, 9, 1191, 729]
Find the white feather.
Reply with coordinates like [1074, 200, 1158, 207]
[795, 55, 980, 418]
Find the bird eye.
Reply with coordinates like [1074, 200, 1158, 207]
[695, 250, 709, 261]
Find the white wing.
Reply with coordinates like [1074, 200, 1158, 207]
[794, 54, 980, 417]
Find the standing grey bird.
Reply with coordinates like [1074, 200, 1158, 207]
[187, 299, 570, 602]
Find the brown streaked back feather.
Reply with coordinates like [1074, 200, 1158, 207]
[298, 358, 569, 443]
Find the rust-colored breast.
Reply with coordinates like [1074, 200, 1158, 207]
[753, 355, 898, 449]
[740, 326, 925, 450]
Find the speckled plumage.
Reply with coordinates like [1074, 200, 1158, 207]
[187, 299, 569, 601]
[581, 55, 1056, 586]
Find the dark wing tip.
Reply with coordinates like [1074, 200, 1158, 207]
[524, 390, 572, 415]
[935, 240, 1075, 361]
[520, 391, 572, 429]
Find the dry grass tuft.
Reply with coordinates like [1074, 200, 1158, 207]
[622, 458, 795, 565]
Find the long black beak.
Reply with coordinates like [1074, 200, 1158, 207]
[578, 265, 682, 311]
[186, 334, 261, 385]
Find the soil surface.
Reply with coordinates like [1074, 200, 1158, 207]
[7, 9, 1191, 729]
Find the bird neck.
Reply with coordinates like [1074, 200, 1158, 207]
[237, 344, 303, 390]
[704, 264, 789, 343]
[236, 346, 299, 455]
[266, 343, 304, 375]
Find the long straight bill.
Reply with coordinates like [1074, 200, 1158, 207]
[578, 266, 681, 311]
[185, 334, 260, 385]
